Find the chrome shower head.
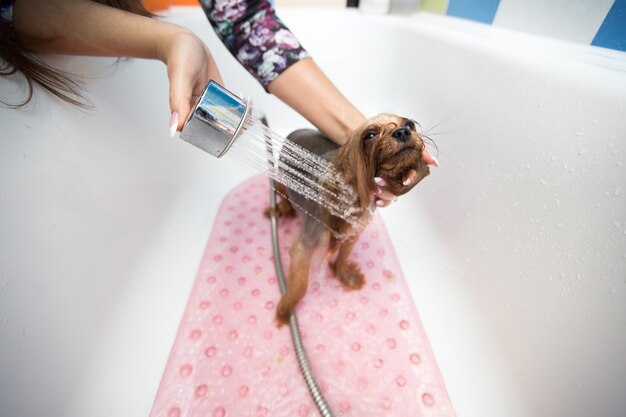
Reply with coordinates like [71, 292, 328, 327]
[180, 81, 251, 158]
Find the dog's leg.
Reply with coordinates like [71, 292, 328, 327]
[330, 237, 365, 290]
[275, 183, 297, 217]
[275, 218, 327, 327]
[275, 236, 313, 327]
[265, 182, 297, 218]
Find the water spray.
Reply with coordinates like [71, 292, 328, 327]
[179, 81, 365, 234]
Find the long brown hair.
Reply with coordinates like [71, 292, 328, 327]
[0, 0, 151, 108]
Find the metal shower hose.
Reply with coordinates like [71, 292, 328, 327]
[268, 179, 336, 417]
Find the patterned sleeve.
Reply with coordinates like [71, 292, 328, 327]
[199, 0, 310, 88]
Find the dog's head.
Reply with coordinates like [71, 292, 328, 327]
[336, 113, 437, 212]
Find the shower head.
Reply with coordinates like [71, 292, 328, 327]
[180, 81, 250, 158]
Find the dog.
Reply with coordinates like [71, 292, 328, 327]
[270, 114, 437, 326]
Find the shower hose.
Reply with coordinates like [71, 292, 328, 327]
[268, 179, 336, 417]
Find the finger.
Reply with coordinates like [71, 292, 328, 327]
[375, 187, 396, 203]
[168, 71, 193, 132]
[422, 147, 439, 167]
[169, 111, 179, 137]
[375, 198, 393, 208]
[402, 169, 418, 187]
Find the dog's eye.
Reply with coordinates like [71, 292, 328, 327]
[404, 120, 417, 131]
[363, 131, 377, 141]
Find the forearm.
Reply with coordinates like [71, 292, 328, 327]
[12, 0, 181, 62]
[268, 58, 366, 145]
[198, 0, 363, 143]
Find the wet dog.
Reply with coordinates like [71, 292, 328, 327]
[271, 114, 437, 326]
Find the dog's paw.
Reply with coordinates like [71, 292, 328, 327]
[275, 298, 292, 328]
[264, 200, 297, 219]
[277, 200, 297, 218]
[332, 261, 365, 290]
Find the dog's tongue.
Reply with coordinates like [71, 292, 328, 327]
[422, 147, 439, 167]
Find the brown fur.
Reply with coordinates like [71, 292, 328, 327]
[272, 114, 432, 326]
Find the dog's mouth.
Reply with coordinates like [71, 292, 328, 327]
[374, 143, 438, 195]
[395, 146, 418, 158]
[393, 145, 438, 166]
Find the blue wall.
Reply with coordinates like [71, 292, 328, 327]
[423, 0, 625, 53]
[592, 0, 626, 51]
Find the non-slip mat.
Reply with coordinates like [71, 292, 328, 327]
[150, 176, 454, 417]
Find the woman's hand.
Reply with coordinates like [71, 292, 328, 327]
[374, 170, 419, 208]
[13, 0, 222, 134]
[157, 29, 223, 135]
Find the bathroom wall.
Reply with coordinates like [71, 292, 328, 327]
[417, 0, 625, 52]
[280, 0, 625, 53]
[145, 1, 625, 52]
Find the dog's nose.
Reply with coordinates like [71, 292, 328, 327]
[391, 127, 411, 142]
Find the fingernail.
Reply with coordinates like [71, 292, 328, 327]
[374, 177, 386, 186]
[169, 111, 179, 137]
[403, 178, 411, 186]
[432, 156, 440, 167]
[376, 199, 385, 207]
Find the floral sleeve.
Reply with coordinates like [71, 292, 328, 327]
[200, 0, 310, 88]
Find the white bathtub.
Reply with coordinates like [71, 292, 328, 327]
[1, 7, 625, 417]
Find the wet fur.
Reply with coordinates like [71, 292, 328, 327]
[272, 114, 431, 326]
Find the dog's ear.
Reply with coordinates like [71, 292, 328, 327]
[335, 129, 374, 213]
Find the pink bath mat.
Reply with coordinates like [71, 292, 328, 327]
[150, 176, 454, 417]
